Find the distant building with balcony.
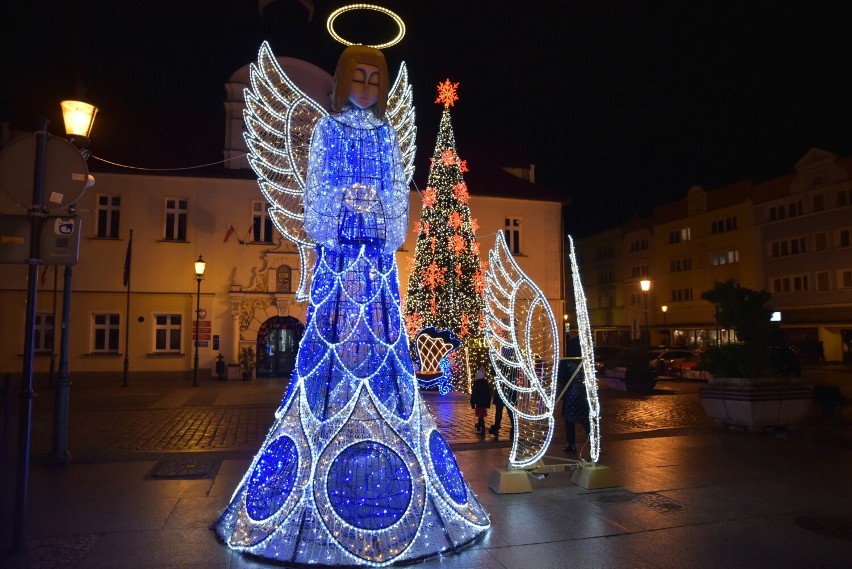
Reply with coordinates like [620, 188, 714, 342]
[570, 148, 852, 363]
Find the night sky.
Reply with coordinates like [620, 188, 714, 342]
[4, 1, 852, 236]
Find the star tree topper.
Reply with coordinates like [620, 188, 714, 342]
[435, 79, 459, 107]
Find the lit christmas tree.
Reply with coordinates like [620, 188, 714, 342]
[404, 80, 488, 392]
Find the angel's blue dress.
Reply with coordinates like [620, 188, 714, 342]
[215, 107, 489, 566]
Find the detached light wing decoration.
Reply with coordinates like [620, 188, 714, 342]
[484, 231, 559, 468]
[568, 235, 602, 463]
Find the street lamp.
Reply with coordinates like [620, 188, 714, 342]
[193, 255, 206, 387]
[661, 304, 668, 346]
[563, 314, 569, 355]
[640, 279, 651, 349]
[661, 304, 668, 325]
[11, 100, 97, 553]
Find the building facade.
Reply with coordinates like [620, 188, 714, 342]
[0, 165, 565, 384]
[571, 148, 852, 363]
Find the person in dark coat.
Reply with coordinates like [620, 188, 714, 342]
[557, 336, 591, 454]
[470, 366, 492, 437]
[489, 346, 517, 438]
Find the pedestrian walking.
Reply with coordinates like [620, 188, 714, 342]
[557, 336, 591, 454]
[488, 372, 516, 439]
[470, 366, 492, 437]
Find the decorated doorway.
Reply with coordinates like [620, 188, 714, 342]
[256, 316, 304, 378]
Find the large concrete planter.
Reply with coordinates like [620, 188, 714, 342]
[698, 377, 813, 432]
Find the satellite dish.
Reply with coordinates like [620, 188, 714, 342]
[0, 134, 90, 212]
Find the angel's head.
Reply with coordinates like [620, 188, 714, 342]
[332, 44, 390, 118]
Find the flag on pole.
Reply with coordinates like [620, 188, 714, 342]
[223, 224, 236, 243]
[123, 229, 133, 287]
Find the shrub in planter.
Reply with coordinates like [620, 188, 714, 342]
[698, 280, 811, 430]
[239, 347, 256, 381]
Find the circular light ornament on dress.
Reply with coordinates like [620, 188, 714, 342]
[326, 4, 406, 49]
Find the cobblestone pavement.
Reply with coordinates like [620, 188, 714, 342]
[16, 376, 717, 461]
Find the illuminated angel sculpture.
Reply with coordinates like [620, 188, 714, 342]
[214, 42, 489, 566]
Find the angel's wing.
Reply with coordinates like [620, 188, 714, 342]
[385, 61, 416, 185]
[484, 231, 559, 468]
[568, 235, 601, 463]
[244, 41, 327, 300]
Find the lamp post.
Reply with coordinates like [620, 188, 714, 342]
[193, 255, 206, 387]
[12, 100, 97, 553]
[661, 304, 668, 346]
[563, 314, 569, 356]
[640, 279, 651, 350]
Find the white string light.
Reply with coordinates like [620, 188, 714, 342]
[484, 231, 559, 468]
[568, 236, 602, 463]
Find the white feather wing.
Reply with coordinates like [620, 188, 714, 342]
[244, 41, 327, 300]
[385, 61, 416, 185]
[484, 232, 559, 468]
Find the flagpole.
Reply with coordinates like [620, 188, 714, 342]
[122, 229, 133, 387]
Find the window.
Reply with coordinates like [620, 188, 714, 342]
[668, 227, 691, 244]
[813, 194, 824, 212]
[92, 313, 120, 352]
[670, 288, 693, 302]
[839, 228, 851, 248]
[276, 265, 292, 293]
[598, 270, 613, 284]
[164, 198, 188, 241]
[769, 200, 803, 220]
[154, 314, 182, 352]
[504, 218, 521, 255]
[252, 201, 274, 243]
[629, 292, 643, 305]
[669, 257, 692, 272]
[598, 293, 613, 308]
[96, 195, 120, 238]
[770, 237, 806, 257]
[630, 265, 649, 278]
[34, 313, 54, 352]
[816, 272, 830, 291]
[711, 249, 739, 265]
[814, 232, 828, 251]
[597, 245, 614, 260]
[837, 188, 852, 207]
[841, 270, 852, 289]
[711, 216, 737, 234]
[629, 238, 648, 252]
[772, 275, 809, 293]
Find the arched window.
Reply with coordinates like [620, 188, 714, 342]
[276, 265, 292, 293]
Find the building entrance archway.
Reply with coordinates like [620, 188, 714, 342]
[256, 316, 304, 378]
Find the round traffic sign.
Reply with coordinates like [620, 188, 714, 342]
[0, 133, 90, 212]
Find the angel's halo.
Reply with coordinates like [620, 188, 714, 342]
[326, 4, 406, 49]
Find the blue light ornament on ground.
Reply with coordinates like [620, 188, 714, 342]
[214, 41, 489, 566]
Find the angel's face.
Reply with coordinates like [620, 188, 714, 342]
[349, 63, 380, 109]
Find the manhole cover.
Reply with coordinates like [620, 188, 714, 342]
[147, 456, 220, 479]
[795, 515, 852, 541]
[637, 492, 688, 513]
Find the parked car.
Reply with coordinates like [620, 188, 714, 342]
[592, 346, 620, 374]
[666, 353, 706, 381]
[649, 349, 697, 375]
